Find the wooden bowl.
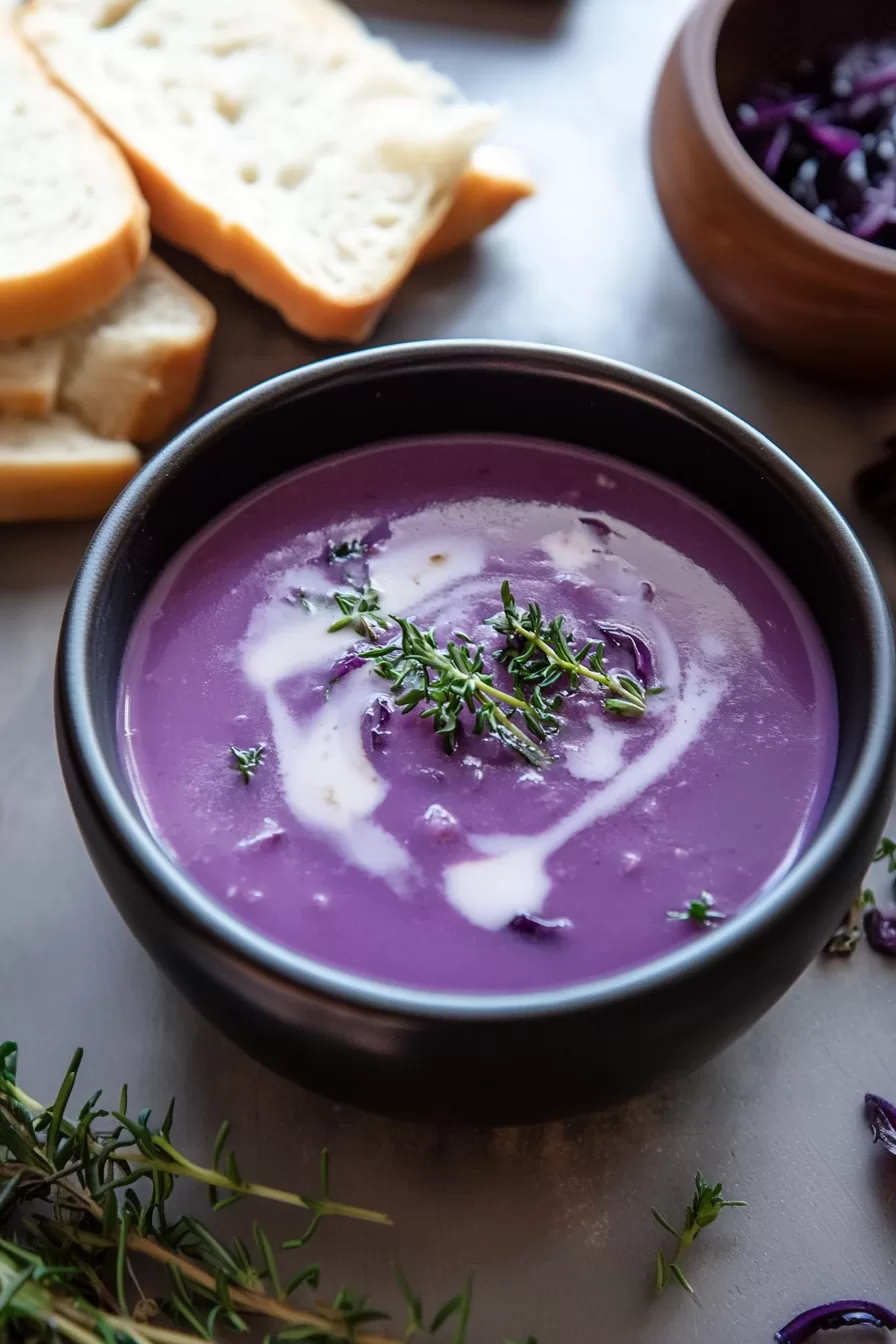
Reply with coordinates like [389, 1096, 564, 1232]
[651, 0, 896, 382]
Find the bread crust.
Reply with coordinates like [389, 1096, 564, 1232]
[0, 22, 149, 340]
[96, 141, 452, 342]
[0, 417, 140, 522]
[61, 256, 218, 443]
[422, 154, 535, 262]
[16, 1, 480, 342]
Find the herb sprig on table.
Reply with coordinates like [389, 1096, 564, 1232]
[651, 1173, 745, 1296]
[0, 1043, 517, 1344]
[825, 836, 896, 957]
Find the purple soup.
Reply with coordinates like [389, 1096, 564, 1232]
[118, 434, 837, 993]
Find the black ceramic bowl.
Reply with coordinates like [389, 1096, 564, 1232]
[56, 341, 896, 1124]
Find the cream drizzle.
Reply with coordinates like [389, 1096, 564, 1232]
[443, 664, 725, 930]
[238, 501, 747, 927]
[241, 531, 486, 881]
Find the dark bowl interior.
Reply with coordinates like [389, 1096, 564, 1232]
[57, 342, 896, 1121]
[716, 0, 895, 111]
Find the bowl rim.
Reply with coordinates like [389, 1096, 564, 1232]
[681, 0, 896, 277]
[58, 339, 896, 1021]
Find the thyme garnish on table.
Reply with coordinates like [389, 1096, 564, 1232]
[667, 893, 726, 928]
[824, 836, 896, 956]
[361, 621, 556, 769]
[651, 1174, 745, 1296]
[0, 1042, 521, 1344]
[229, 745, 265, 783]
[487, 582, 659, 719]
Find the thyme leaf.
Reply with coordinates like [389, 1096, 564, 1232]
[0, 1043, 526, 1344]
[360, 619, 554, 769]
[327, 586, 389, 642]
[667, 893, 726, 928]
[824, 834, 896, 956]
[651, 1173, 745, 1296]
[327, 540, 365, 564]
[486, 581, 658, 719]
[229, 746, 266, 784]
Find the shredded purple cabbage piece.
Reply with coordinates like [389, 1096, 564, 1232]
[365, 695, 393, 751]
[362, 518, 392, 550]
[865, 1092, 896, 1153]
[321, 521, 391, 589]
[329, 651, 366, 683]
[865, 906, 896, 955]
[734, 36, 896, 248]
[775, 1301, 896, 1342]
[509, 913, 573, 937]
[578, 515, 612, 540]
[596, 621, 655, 686]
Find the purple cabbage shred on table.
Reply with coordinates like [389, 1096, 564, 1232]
[775, 1301, 896, 1341]
[864, 905, 896, 955]
[865, 1091, 896, 1154]
[734, 36, 896, 247]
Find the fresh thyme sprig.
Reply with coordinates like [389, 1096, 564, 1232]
[327, 586, 390, 642]
[651, 1174, 745, 1296]
[823, 835, 896, 956]
[667, 893, 725, 928]
[487, 581, 659, 719]
[825, 889, 876, 955]
[229, 746, 265, 784]
[0, 1043, 508, 1344]
[361, 619, 555, 768]
[327, 540, 365, 564]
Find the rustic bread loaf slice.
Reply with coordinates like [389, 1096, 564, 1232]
[19, 0, 496, 342]
[0, 337, 65, 418]
[60, 254, 216, 442]
[0, 256, 216, 443]
[0, 18, 149, 340]
[422, 145, 534, 262]
[0, 413, 140, 521]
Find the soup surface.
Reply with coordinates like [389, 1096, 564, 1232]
[118, 434, 837, 993]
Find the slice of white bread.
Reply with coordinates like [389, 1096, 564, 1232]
[1, 18, 149, 340]
[0, 255, 216, 443]
[422, 145, 534, 262]
[19, 0, 497, 342]
[60, 254, 216, 442]
[0, 336, 65, 417]
[0, 412, 140, 521]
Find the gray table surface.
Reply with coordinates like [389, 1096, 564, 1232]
[5, 1, 896, 1339]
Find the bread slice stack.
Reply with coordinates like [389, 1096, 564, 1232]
[0, 13, 149, 340]
[0, 254, 216, 521]
[18, 0, 531, 341]
[1, 19, 218, 520]
[3, 1, 532, 521]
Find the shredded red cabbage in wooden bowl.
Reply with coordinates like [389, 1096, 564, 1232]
[733, 37, 896, 247]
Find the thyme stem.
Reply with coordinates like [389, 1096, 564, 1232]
[1, 1043, 498, 1344]
[5, 1084, 387, 1228]
[488, 581, 652, 718]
